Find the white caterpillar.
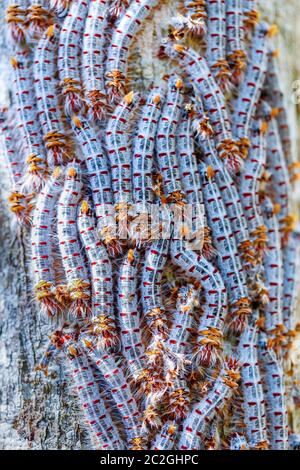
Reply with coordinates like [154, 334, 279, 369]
[82, 0, 110, 122]
[226, 0, 246, 84]
[238, 325, 269, 449]
[77, 200, 118, 350]
[57, 163, 91, 318]
[106, 0, 159, 101]
[199, 161, 252, 335]
[58, 0, 89, 116]
[34, 24, 73, 167]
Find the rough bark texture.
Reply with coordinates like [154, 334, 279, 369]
[0, 0, 299, 449]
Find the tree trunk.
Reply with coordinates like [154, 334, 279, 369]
[0, 0, 299, 449]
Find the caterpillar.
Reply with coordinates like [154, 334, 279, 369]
[199, 161, 252, 335]
[31, 167, 64, 317]
[226, 0, 247, 84]
[6, 1, 27, 45]
[266, 116, 294, 247]
[170, 237, 227, 366]
[206, 0, 231, 91]
[243, 0, 259, 30]
[48, 0, 71, 17]
[105, 91, 139, 238]
[258, 333, 289, 450]
[82, 0, 109, 122]
[109, 0, 130, 21]
[118, 249, 147, 382]
[50, 330, 125, 449]
[34, 24, 73, 167]
[261, 196, 284, 338]
[232, 22, 276, 157]
[229, 433, 250, 450]
[178, 358, 240, 450]
[156, 75, 185, 204]
[151, 422, 178, 450]
[71, 116, 118, 254]
[282, 229, 300, 338]
[77, 200, 118, 350]
[81, 336, 144, 449]
[194, 103, 256, 270]
[238, 325, 269, 449]
[170, 0, 207, 40]
[166, 43, 242, 174]
[11, 52, 48, 191]
[57, 164, 91, 318]
[58, 0, 89, 117]
[238, 121, 268, 263]
[105, 0, 159, 102]
[25, 2, 53, 40]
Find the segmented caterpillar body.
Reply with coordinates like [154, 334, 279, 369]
[199, 161, 251, 335]
[243, 0, 259, 30]
[81, 337, 144, 449]
[167, 44, 242, 173]
[34, 24, 73, 167]
[71, 116, 117, 251]
[82, 0, 109, 121]
[77, 201, 118, 350]
[258, 333, 289, 450]
[11, 52, 48, 190]
[232, 22, 273, 156]
[58, 0, 89, 116]
[57, 164, 91, 318]
[118, 249, 146, 382]
[206, 0, 231, 91]
[230, 433, 250, 450]
[226, 0, 246, 84]
[238, 325, 269, 449]
[178, 358, 240, 450]
[106, 0, 159, 101]
[48, 0, 71, 17]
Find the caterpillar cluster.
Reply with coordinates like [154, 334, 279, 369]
[0, 0, 299, 451]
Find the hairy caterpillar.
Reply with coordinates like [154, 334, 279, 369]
[51, 330, 125, 449]
[170, 0, 206, 40]
[81, 336, 144, 449]
[109, 0, 130, 20]
[31, 167, 64, 316]
[118, 249, 146, 382]
[166, 43, 242, 173]
[261, 196, 284, 338]
[206, 0, 231, 91]
[106, 0, 159, 101]
[77, 201, 118, 350]
[243, 0, 259, 30]
[230, 433, 249, 450]
[34, 24, 73, 167]
[282, 230, 300, 338]
[238, 121, 268, 262]
[71, 116, 118, 254]
[6, 2, 28, 45]
[156, 75, 185, 204]
[152, 422, 178, 450]
[199, 161, 252, 335]
[238, 325, 269, 449]
[25, 2, 53, 40]
[82, 0, 109, 122]
[194, 103, 256, 270]
[226, 0, 246, 84]
[11, 52, 48, 190]
[58, 0, 89, 117]
[57, 164, 91, 318]
[48, 0, 71, 17]
[232, 22, 276, 157]
[178, 358, 240, 450]
[258, 333, 289, 450]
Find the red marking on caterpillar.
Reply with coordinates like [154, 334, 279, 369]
[226, 0, 247, 85]
[57, 164, 91, 319]
[106, 0, 159, 102]
[199, 162, 251, 335]
[82, 0, 110, 122]
[58, 0, 89, 117]
[178, 358, 240, 449]
[34, 23, 73, 167]
[31, 167, 64, 316]
[78, 201, 118, 350]
[11, 52, 48, 191]
[206, 0, 231, 92]
[109, 0, 130, 21]
[238, 325, 269, 449]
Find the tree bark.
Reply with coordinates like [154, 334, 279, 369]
[0, 0, 299, 449]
